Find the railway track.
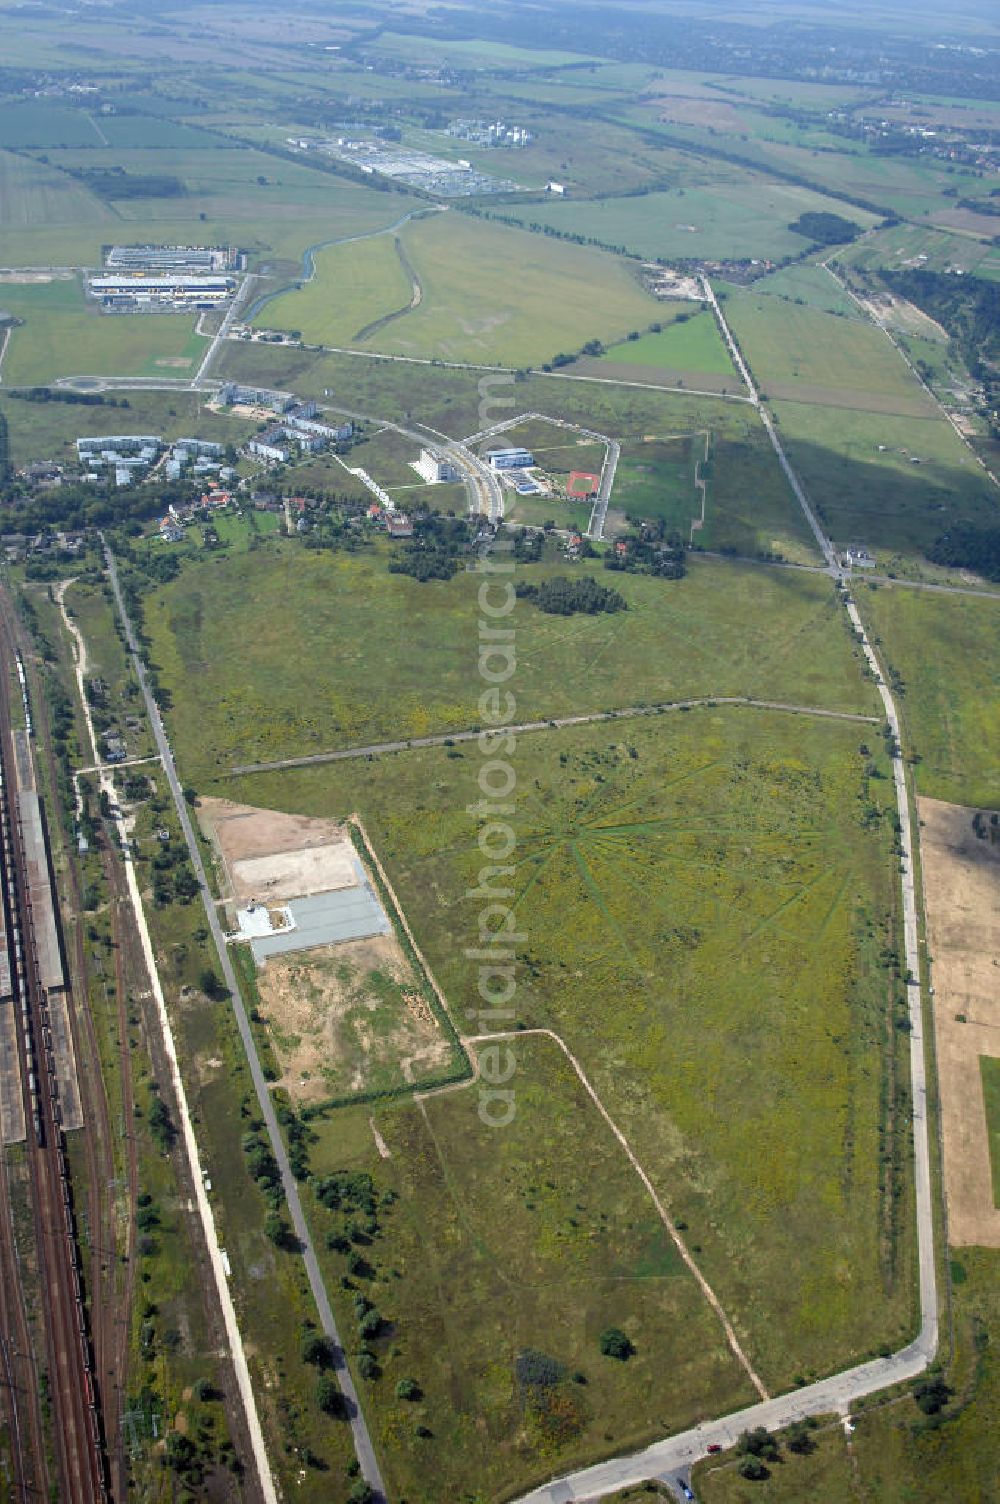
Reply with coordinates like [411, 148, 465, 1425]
[0, 649, 109, 1503]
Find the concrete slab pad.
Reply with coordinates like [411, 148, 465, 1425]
[235, 903, 292, 939]
[0, 905, 10, 1003]
[232, 839, 357, 903]
[13, 729, 34, 792]
[251, 882, 390, 964]
[47, 990, 82, 1132]
[17, 792, 63, 991]
[0, 1000, 25, 1145]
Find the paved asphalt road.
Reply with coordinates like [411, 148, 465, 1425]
[103, 544, 389, 1502]
[587, 438, 620, 541]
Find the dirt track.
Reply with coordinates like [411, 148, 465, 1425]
[919, 796, 1000, 1246]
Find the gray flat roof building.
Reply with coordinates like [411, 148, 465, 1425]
[250, 885, 390, 965]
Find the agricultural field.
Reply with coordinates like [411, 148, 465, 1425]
[857, 583, 1000, 808]
[141, 544, 874, 779]
[632, 112, 994, 223]
[723, 290, 934, 413]
[769, 403, 999, 561]
[263, 210, 662, 367]
[499, 178, 882, 263]
[596, 311, 738, 379]
[229, 705, 914, 1407]
[0, 148, 113, 232]
[0, 100, 106, 148]
[0, 276, 209, 385]
[0, 140, 407, 270]
[256, 229, 414, 345]
[738, 262, 861, 318]
[839, 221, 1000, 283]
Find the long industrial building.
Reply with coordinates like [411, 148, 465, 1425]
[105, 244, 237, 273]
[89, 273, 236, 309]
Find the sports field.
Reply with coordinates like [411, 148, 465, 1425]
[0, 277, 208, 385]
[262, 211, 661, 366]
[857, 584, 1000, 808]
[142, 547, 875, 778]
[230, 706, 914, 1406]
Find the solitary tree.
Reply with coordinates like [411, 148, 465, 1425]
[599, 1327, 634, 1361]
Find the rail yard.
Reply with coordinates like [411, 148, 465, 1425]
[0, 618, 108, 1503]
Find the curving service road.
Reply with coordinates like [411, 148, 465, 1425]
[514, 284, 940, 1504]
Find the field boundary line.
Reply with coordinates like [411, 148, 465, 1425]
[227, 697, 879, 777]
[223, 338, 758, 399]
[528, 367, 756, 404]
[348, 814, 465, 1040]
[462, 1029, 769, 1400]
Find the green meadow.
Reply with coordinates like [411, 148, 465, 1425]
[981, 1058, 1000, 1209]
[858, 583, 1000, 808]
[771, 403, 999, 561]
[0, 388, 255, 466]
[229, 706, 914, 1407]
[297, 1040, 753, 1503]
[258, 230, 413, 344]
[141, 545, 874, 779]
[0, 277, 208, 385]
[600, 312, 737, 377]
[500, 177, 881, 262]
[724, 291, 933, 412]
[262, 210, 662, 366]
